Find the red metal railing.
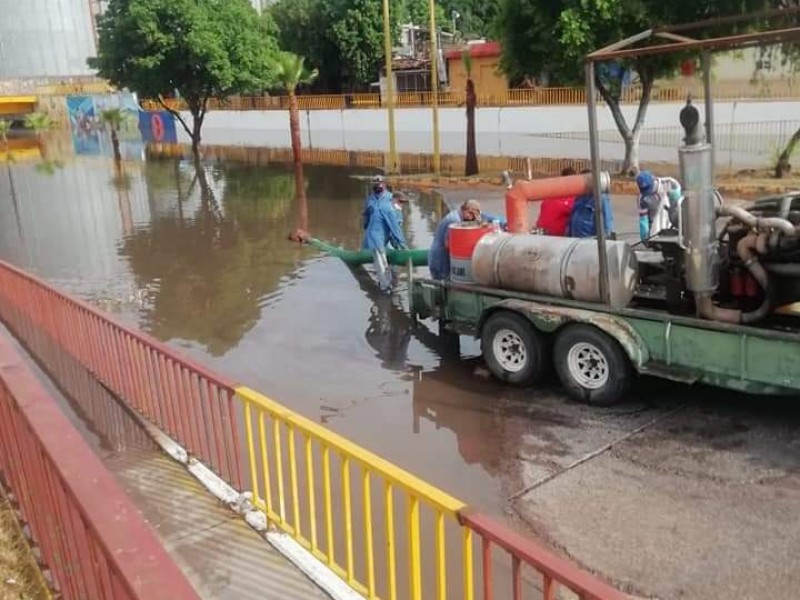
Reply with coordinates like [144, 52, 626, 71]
[0, 333, 200, 600]
[460, 509, 627, 600]
[0, 260, 244, 490]
[0, 258, 628, 600]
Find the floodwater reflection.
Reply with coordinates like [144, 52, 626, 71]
[0, 147, 537, 522]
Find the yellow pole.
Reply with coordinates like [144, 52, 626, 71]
[428, 0, 440, 175]
[382, 0, 399, 174]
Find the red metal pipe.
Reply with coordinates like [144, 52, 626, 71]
[505, 173, 608, 233]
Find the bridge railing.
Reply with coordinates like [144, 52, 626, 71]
[0, 332, 200, 600]
[0, 258, 627, 600]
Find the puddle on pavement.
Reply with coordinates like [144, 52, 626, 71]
[0, 147, 568, 518]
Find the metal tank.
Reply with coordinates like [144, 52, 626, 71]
[0, 0, 97, 79]
[471, 233, 639, 308]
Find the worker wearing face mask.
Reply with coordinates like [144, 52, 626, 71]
[362, 175, 407, 292]
[636, 171, 682, 241]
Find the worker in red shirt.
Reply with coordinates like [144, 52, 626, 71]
[535, 166, 577, 236]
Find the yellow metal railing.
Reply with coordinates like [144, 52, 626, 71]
[139, 81, 800, 114]
[238, 387, 471, 600]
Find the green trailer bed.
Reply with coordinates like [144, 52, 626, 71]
[411, 277, 800, 404]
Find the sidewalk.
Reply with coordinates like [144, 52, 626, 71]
[6, 327, 331, 600]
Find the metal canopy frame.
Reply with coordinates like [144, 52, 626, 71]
[583, 7, 800, 305]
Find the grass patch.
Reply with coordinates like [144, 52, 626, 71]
[0, 490, 50, 600]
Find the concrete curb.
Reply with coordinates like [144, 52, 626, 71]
[126, 406, 365, 600]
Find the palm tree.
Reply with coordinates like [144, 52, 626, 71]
[294, 161, 309, 232]
[0, 119, 10, 153]
[101, 108, 125, 166]
[271, 52, 319, 165]
[0, 119, 23, 241]
[23, 112, 55, 141]
[463, 50, 478, 176]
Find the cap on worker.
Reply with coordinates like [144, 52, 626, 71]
[372, 175, 384, 184]
[636, 171, 656, 194]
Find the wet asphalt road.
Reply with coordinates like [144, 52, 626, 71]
[1, 146, 798, 599]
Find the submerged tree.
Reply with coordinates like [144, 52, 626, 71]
[463, 50, 479, 176]
[0, 120, 10, 155]
[101, 108, 125, 166]
[90, 0, 280, 157]
[23, 112, 55, 141]
[271, 52, 319, 165]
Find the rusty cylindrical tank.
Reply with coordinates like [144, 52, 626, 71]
[471, 232, 639, 308]
[448, 223, 492, 282]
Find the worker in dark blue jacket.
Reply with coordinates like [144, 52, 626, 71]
[568, 171, 616, 239]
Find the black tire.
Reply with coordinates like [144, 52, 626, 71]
[553, 324, 632, 406]
[481, 311, 550, 386]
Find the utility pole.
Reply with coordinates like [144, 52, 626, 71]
[382, 0, 399, 174]
[428, 0, 440, 175]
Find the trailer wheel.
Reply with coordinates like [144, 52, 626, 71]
[554, 324, 632, 406]
[481, 312, 550, 386]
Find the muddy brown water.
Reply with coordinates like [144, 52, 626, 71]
[0, 151, 550, 596]
[4, 147, 800, 600]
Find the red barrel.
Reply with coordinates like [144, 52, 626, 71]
[449, 223, 491, 282]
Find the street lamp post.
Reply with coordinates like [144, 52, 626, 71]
[382, 0, 399, 174]
[428, 0, 440, 175]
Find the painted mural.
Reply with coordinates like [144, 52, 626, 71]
[65, 91, 177, 159]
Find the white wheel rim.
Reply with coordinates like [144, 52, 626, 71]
[492, 328, 528, 373]
[567, 342, 609, 389]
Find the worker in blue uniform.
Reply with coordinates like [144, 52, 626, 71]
[567, 171, 616, 239]
[428, 199, 506, 280]
[362, 176, 407, 292]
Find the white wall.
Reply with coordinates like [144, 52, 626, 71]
[183, 100, 800, 167]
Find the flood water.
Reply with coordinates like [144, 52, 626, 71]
[7, 136, 800, 600]
[0, 140, 545, 518]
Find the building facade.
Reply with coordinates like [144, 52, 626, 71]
[0, 0, 99, 80]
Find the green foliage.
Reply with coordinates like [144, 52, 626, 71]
[90, 0, 279, 144]
[23, 112, 55, 134]
[272, 0, 402, 90]
[272, 52, 320, 94]
[34, 160, 64, 175]
[462, 49, 473, 78]
[494, 0, 768, 85]
[100, 108, 127, 131]
[439, 0, 499, 37]
[492, 0, 769, 171]
[401, 0, 447, 29]
[0, 120, 10, 141]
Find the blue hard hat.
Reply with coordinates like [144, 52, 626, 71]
[636, 171, 655, 193]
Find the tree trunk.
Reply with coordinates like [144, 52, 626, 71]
[294, 161, 308, 232]
[595, 71, 654, 175]
[775, 125, 800, 178]
[191, 112, 204, 161]
[289, 92, 302, 165]
[622, 129, 642, 177]
[6, 164, 23, 241]
[111, 129, 122, 166]
[465, 79, 478, 176]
